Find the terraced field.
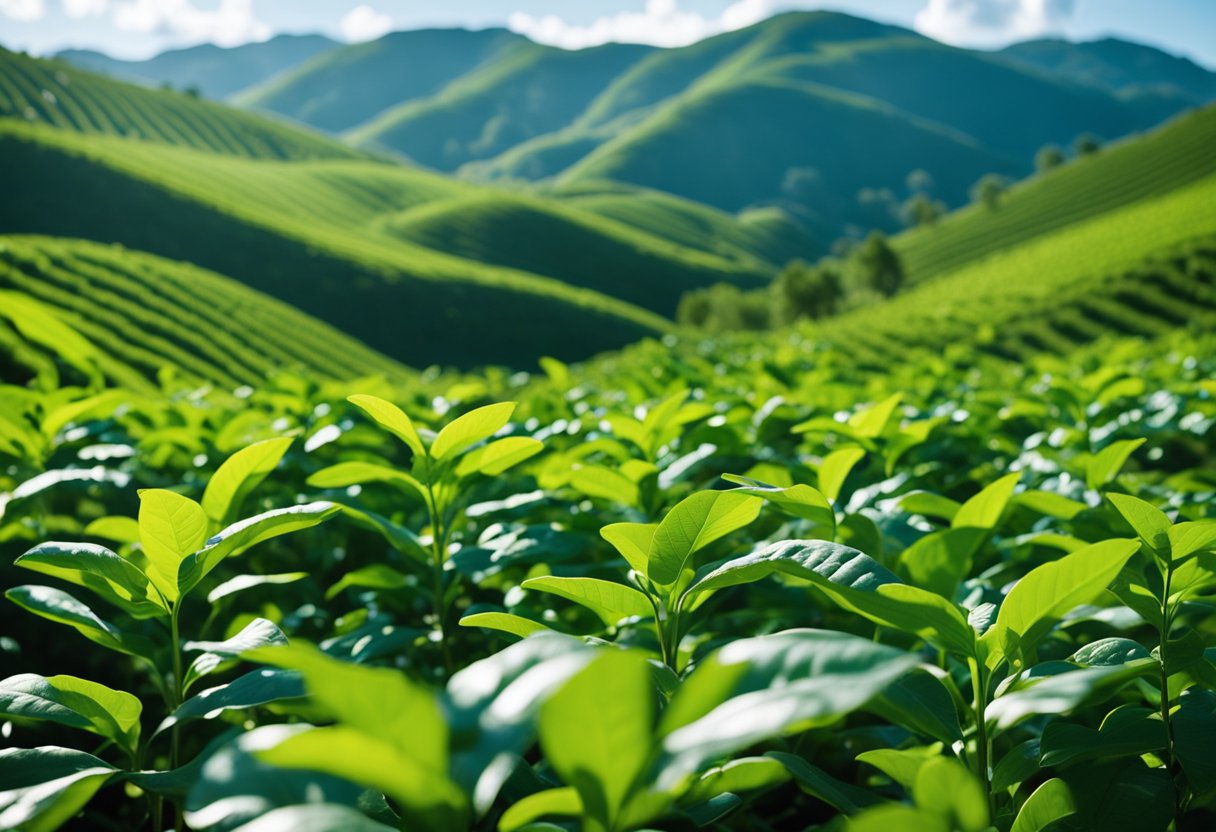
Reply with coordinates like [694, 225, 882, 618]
[824, 173, 1216, 365]
[0, 48, 359, 161]
[0, 236, 411, 389]
[894, 104, 1216, 282]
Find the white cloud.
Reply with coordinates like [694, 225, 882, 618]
[339, 4, 392, 43]
[0, 0, 45, 21]
[508, 0, 779, 50]
[62, 0, 107, 17]
[914, 0, 1077, 46]
[112, 0, 270, 47]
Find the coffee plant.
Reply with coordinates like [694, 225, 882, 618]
[1, 330, 1214, 831]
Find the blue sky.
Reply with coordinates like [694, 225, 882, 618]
[1, 1, 1214, 68]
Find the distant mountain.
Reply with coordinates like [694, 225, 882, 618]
[233, 29, 527, 132]
[56, 33, 338, 100]
[1000, 37, 1216, 104]
[221, 11, 1196, 239]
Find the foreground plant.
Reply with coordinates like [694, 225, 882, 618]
[0, 439, 337, 830]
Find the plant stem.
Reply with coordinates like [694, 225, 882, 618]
[169, 604, 185, 831]
[1159, 563, 1176, 771]
[969, 659, 995, 819]
[423, 475, 453, 675]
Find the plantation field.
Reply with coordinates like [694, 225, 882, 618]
[821, 172, 1216, 364]
[0, 236, 411, 389]
[893, 105, 1216, 282]
[1, 316, 1213, 831]
[0, 48, 360, 161]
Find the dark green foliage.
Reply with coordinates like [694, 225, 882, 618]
[1036, 144, 1066, 171]
[771, 260, 845, 325]
[850, 232, 905, 297]
[1076, 133, 1103, 156]
[900, 193, 945, 227]
[972, 173, 1009, 210]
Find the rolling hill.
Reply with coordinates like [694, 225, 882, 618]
[1000, 37, 1216, 104]
[56, 33, 338, 100]
[0, 235, 410, 390]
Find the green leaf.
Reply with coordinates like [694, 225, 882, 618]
[202, 437, 293, 527]
[952, 473, 1019, 530]
[325, 564, 410, 600]
[458, 612, 551, 638]
[306, 462, 425, 498]
[981, 538, 1141, 670]
[178, 502, 339, 596]
[1086, 439, 1145, 490]
[722, 474, 835, 535]
[868, 669, 963, 743]
[992, 740, 1041, 792]
[850, 393, 902, 438]
[0, 674, 141, 756]
[1168, 520, 1216, 563]
[1010, 778, 1076, 832]
[986, 663, 1157, 729]
[1059, 758, 1174, 832]
[817, 447, 866, 503]
[1015, 490, 1087, 521]
[1039, 706, 1165, 768]
[1174, 689, 1216, 797]
[431, 402, 516, 462]
[685, 540, 975, 658]
[601, 522, 656, 574]
[15, 541, 166, 619]
[158, 668, 305, 736]
[138, 488, 208, 602]
[522, 576, 653, 627]
[898, 527, 987, 600]
[456, 436, 542, 477]
[912, 757, 988, 832]
[207, 572, 308, 604]
[0, 746, 118, 832]
[767, 752, 878, 813]
[499, 787, 583, 832]
[540, 649, 654, 830]
[230, 804, 396, 832]
[1071, 638, 1152, 667]
[648, 491, 762, 586]
[184, 618, 288, 691]
[660, 629, 918, 781]
[5, 585, 155, 659]
[847, 805, 950, 832]
[855, 746, 941, 789]
[899, 491, 961, 523]
[683, 757, 790, 805]
[82, 516, 140, 545]
[571, 465, 639, 508]
[1107, 493, 1171, 559]
[348, 394, 426, 458]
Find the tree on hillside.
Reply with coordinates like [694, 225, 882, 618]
[1074, 133, 1102, 156]
[851, 232, 904, 298]
[1036, 144, 1065, 172]
[971, 174, 1008, 210]
[677, 283, 770, 332]
[900, 193, 945, 228]
[771, 260, 844, 325]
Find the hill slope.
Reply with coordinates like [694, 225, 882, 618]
[0, 47, 359, 160]
[55, 34, 339, 100]
[892, 104, 1216, 282]
[0, 235, 410, 389]
[1000, 37, 1216, 103]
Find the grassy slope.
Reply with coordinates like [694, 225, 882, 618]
[0, 121, 675, 369]
[0, 48, 358, 161]
[821, 173, 1216, 365]
[0, 235, 411, 389]
[55, 34, 339, 100]
[345, 41, 652, 171]
[233, 29, 526, 133]
[892, 104, 1216, 282]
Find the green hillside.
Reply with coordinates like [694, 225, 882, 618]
[346, 40, 651, 171]
[0, 235, 410, 389]
[893, 104, 1216, 282]
[234, 28, 526, 133]
[0, 47, 359, 160]
[56, 34, 339, 100]
[1000, 37, 1216, 103]
[821, 172, 1216, 365]
[564, 78, 1011, 212]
